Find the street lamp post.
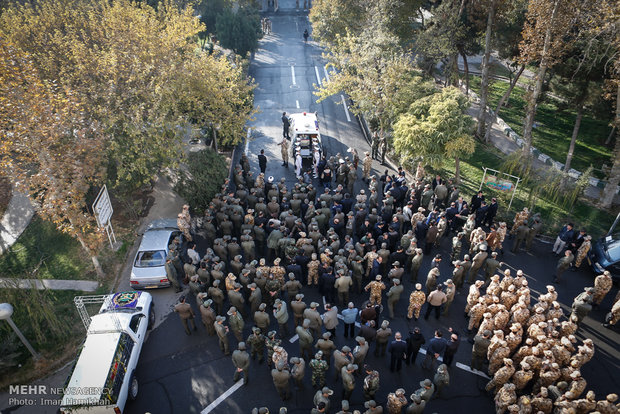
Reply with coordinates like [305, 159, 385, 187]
[0, 303, 41, 360]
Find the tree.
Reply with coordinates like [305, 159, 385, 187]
[0, 0, 255, 193]
[476, 0, 498, 137]
[518, 0, 581, 156]
[0, 40, 106, 278]
[215, 5, 261, 57]
[393, 87, 475, 183]
[309, 0, 364, 47]
[315, 1, 435, 137]
[550, 39, 610, 172]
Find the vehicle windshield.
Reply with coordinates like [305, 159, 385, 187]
[134, 250, 166, 267]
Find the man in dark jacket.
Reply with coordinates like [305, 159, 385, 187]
[258, 149, 267, 174]
[406, 327, 425, 366]
[282, 112, 290, 139]
[423, 330, 447, 371]
[443, 328, 460, 367]
[387, 331, 408, 372]
[484, 198, 498, 227]
[470, 191, 484, 213]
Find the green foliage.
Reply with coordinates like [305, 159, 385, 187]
[175, 149, 228, 213]
[0, 216, 93, 281]
[469, 76, 613, 178]
[439, 143, 615, 237]
[0, 0, 255, 195]
[215, 6, 261, 57]
[393, 87, 475, 167]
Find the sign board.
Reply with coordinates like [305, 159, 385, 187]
[93, 185, 113, 227]
[92, 185, 117, 249]
[479, 167, 521, 210]
[484, 175, 514, 192]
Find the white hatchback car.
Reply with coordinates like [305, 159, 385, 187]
[130, 219, 182, 289]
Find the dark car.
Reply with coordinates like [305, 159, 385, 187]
[589, 212, 620, 281]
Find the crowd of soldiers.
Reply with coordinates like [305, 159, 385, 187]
[167, 148, 620, 414]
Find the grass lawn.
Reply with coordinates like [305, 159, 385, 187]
[0, 216, 118, 387]
[0, 216, 96, 281]
[469, 76, 614, 179]
[439, 142, 616, 238]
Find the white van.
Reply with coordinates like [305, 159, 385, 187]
[60, 291, 154, 413]
[288, 112, 322, 168]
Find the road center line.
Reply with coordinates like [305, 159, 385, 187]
[314, 66, 322, 87]
[456, 362, 491, 379]
[323, 67, 330, 83]
[200, 380, 243, 414]
[291, 66, 296, 85]
[289, 334, 299, 343]
[296, 100, 300, 109]
[341, 95, 351, 122]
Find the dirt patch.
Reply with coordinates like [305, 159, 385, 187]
[0, 176, 12, 217]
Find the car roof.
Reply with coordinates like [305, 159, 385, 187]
[139, 228, 177, 251]
[146, 218, 179, 231]
[61, 330, 122, 405]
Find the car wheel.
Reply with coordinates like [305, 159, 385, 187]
[148, 305, 155, 330]
[128, 372, 139, 400]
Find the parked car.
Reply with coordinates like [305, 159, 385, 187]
[60, 291, 154, 413]
[130, 219, 181, 289]
[589, 213, 620, 281]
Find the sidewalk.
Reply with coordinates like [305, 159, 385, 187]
[0, 278, 99, 291]
[0, 188, 34, 255]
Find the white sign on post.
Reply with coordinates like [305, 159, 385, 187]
[93, 185, 117, 249]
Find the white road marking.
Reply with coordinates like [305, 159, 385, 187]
[245, 128, 251, 154]
[341, 95, 351, 122]
[289, 334, 299, 343]
[314, 66, 322, 86]
[456, 362, 491, 379]
[296, 100, 300, 109]
[291, 66, 297, 85]
[200, 380, 244, 413]
[323, 67, 330, 83]
[322, 296, 326, 307]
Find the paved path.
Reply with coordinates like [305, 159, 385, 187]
[0, 278, 99, 291]
[0, 188, 34, 255]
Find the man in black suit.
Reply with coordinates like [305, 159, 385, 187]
[258, 149, 267, 174]
[475, 200, 488, 228]
[470, 191, 484, 213]
[387, 331, 408, 372]
[484, 198, 498, 227]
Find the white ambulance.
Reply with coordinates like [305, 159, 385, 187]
[288, 112, 322, 168]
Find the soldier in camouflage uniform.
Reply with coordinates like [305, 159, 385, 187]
[247, 326, 266, 363]
[365, 275, 386, 305]
[574, 235, 592, 268]
[272, 345, 289, 371]
[510, 207, 529, 235]
[387, 388, 408, 414]
[307, 253, 320, 286]
[593, 270, 613, 307]
[442, 279, 456, 315]
[495, 383, 517, 414]
[407, 283, 426, 320]
[488, 344, 511, 377]
[433, 364, 450, 399]
[451, 234, 462, 262]
[363, 365, 380, 401]
[290, 356, 305, 390]
[310, 351, 328, 389]
[511, 361, 534, 391]
[362, 151, 372, 183]
[266, 330, 281, 368]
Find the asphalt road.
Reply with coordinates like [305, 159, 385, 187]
[1, 3, 617, 414]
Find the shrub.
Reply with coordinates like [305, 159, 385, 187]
[174, 149, 228, 214]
